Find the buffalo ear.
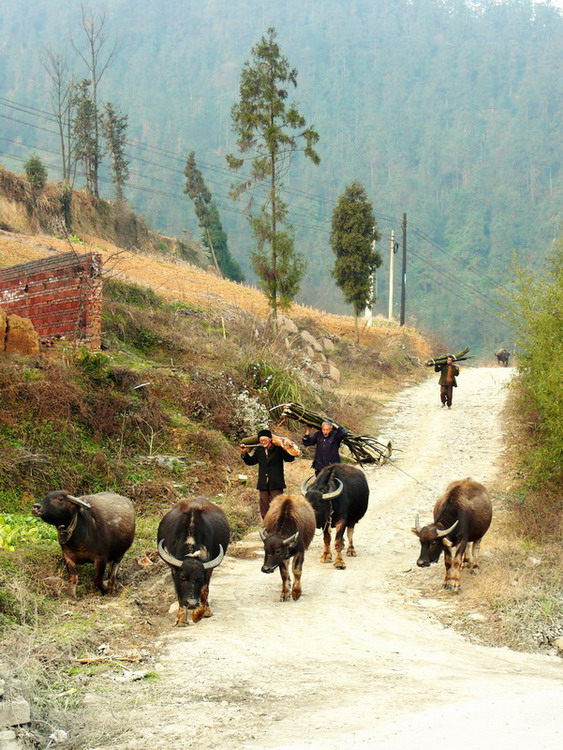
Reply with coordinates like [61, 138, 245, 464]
[411, 527, 420, 537]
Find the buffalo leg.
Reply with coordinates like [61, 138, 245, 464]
[93, 559, 109, 594]
[63, 551, 79, 598]
[320, 526, 332, 563]
[175, 605, 188, 627]
[291, 552, 304, 601]
[443, 547, 453, 589]
[192, 584, 212, 622]
[279, 560, 291, 602]
[334, 521, 346, 569]
[469, 540, 482, 574]
[346, 526, 357, 557]
[106, 557, 123, 594]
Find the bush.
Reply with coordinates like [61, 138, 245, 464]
[24, 154, 47, 189]
[508, 238, 563, 490]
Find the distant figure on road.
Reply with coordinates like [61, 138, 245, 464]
[495, 348, 511, 366]
[303, 421, 348, 474]
[435, 354, 460, 409]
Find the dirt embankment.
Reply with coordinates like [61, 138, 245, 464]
[83, 367, 562, 750]
[0, 228, 430, 356]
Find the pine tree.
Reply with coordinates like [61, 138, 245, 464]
[72, 80, 99, 195]
[227, 27, 319, 320]
[184, 151, 244, 282]
[331, 181, 382, 341]
[101, 102, 129, 203]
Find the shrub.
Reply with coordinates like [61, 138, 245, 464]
[24, 154, 47, 189]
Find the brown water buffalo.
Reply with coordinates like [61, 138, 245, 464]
[413, 478, 492, 591]
[302, 463, 369, 569]
[260, 494, 316, 602]
[157, 497, 230, 625]
[32, 491, 136, 597]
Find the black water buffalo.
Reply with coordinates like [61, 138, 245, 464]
[302, 463, 369, 569]
[495, 348, 511, 366]
[157, 497, 230, 625]
[32, 491, 136, 597]
[260, 494, 316, 602]
[413, 478, 492, 591]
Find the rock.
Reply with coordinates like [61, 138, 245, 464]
[467, 612, 486, 622]
[326, 361, 340, 383]
[0, 729, 22, 750]
[0, 697, 31, 727]
[277, 315, 298, 335]
[5, 315, 39, 355]
[300, 330, 323, 352]
[554, 638, 563, 656]
[321, 337, 335, 353]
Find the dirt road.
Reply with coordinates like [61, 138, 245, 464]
[93, 367, 563, 750]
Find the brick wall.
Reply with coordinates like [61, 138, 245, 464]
[0, 252, 102, 349]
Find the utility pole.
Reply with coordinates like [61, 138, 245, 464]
[388, 229, 395, 321]
[364, 225, 377, 327]
[400, 213, 407, 326]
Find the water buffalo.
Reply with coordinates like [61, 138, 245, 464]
[32, 491, 136, 597]
[260, 494, 316, 602]
[413, 478, 492, 591]
[157, 497, 230, 625]
[495, 348, 511, 366]
[302, 463, 369, 569]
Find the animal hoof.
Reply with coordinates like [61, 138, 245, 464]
[334, 561, 346, 570]
[346, 548, 357, 557]
[443, 584, 452, 590]
[191, 608, 205, 623]
[280, 594, 291, 602]
[320, 555, 332, 563]
[291, 590, 301, 601]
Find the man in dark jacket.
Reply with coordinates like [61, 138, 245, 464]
[435, 354, 460, 408]
[303, 422, 348, 475]
[241, 428, 296, 519]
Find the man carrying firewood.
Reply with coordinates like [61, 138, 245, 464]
[303, 421, 348, 474]
[435, 354, 460, 408]
[240, 429, 299, 519]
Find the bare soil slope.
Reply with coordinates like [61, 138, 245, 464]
[88, 367, 562, 750]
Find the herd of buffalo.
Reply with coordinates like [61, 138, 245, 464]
[31, 467, 492, 625]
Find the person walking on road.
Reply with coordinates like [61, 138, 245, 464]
[240, 429, 297, 519]
[435, 354, 460, 408]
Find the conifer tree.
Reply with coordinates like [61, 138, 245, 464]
[227, 27, 319, 320]
[101, 102, 129, 203]
[331, 181, 382, 341]
[184, 151, 244, 282]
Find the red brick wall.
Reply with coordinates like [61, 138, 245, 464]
[0, 252, 102, 349]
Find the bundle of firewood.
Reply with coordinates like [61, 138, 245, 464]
[239, 434, 302, 457]
[271, 402, 392, 465]
[425, 347, 471, 366]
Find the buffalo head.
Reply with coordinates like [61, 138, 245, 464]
[158, 541, 224, 609]
[412, 514, 458, 567]
[259, 528, 300, 573]
[32, 491, 92, 527]
[301, 473, 343, 528]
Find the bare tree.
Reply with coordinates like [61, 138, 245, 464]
[71, 6, 118, 197]
[42, 49, 75, 185]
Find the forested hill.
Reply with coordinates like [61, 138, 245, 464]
[1, 0, 562, 353]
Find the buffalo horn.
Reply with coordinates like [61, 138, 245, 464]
[322, 478, 343, 500]
[157, 539, 183, 568]
[282, 531, 299, 547]
[300, 475, 316, 496]
[66, 494, 92, 509]
[259, 527, 269, 541]
[436, 520, 459, 538]
[202, 544, 225, 570]
[414, 514, 422, 534]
